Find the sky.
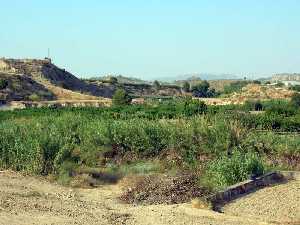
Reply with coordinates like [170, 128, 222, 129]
[1, 0, 300, 80]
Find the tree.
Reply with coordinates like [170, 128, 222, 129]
[252, 80, 261, 85]
[182, 81, 190, 92]
[191, 81, 210, 97]
[291, 93, 300, 108]
[0, 79, 8, 90]
[109, 76, 118, 84]
[153, 80, 161, 91]
[275, 82, 284, 87]
[223, 81, 249, 94]
[112, 89, 131, 106]
[181, 97, 207, 116]
[289, 85, 300, 92]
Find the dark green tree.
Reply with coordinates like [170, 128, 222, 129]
[191, 81, 210, 97]
[291, 93, 300, 108]
[112, 89, 131, 106]
[275, 82, 284, 87]
[181, 97, 207, 116]
[182, 81, 190, 92]
[289, 85, 300, 92]
[109, 76, 118, 84]
[0, 79, 8, 90]
[153, 80, 161, 91]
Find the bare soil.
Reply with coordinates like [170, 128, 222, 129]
[0, 171, 299, 225]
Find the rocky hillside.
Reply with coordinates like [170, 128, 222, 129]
[86, 80, 182, 97]
[0, 58, 114, 102]
[0, 72, 56, 102]
[230, 84, 295, 102]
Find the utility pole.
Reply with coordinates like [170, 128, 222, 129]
[47, 48, 50, 59]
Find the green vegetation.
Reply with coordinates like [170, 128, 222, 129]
[203, 151, 265, 190]
[112, 89, 131, 106]
[289, 85, 300, 92]
[0, 98, 299, 191]
[275, 82, 285, 87]
[153, 80, 161, 91]
[109, 76, 118, 84]
[0, 78, 8, 90]
[28, 93, 41, 101]
[191, 80, 217, 97]
[291, 93, 300, 108]
[223, 81, 250, 94]
[182, 81, 190, 92]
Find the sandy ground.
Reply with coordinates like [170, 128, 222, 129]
[0, 171, 299, 225]
[223, 179, 300, 224]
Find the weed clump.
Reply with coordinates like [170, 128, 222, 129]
[202, 151, 265, 191]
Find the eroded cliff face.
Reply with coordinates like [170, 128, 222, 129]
[0, 58, 114, 102]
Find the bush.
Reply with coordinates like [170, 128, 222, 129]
[28, 93, 41, 101]
[112, 89, 131, 106]
[153, 80, 161, 91]
[265, 100, 297, 116]
[0, 79, 8, 89]
[244, 100, 263, 111]
[275, 82, 284, 87]
[291, 93, 300, 108]
[182, 81, 190, 92]
[191, 81, 217, 98]
[223, 81, 249, 94]
[179, 98, 207, 116]
[203, 151, 265, 190]
[109, 77, 118, 84]
[289, 85, 300, 92]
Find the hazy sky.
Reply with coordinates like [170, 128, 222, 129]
[1, 0, 300, 79]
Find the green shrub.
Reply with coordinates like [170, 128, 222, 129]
[291, 93, 300, 108]
[244, 100, 263, 111]
[28, 93, 41, 101]
[0, 79, 8, 89]
[191, 81, 217, 98]
[109, 76, 118, 84]
[182, 81, 190, 92]
[153, 80, 161, 91]
[180, 98, 207, 116]
[289, 85, 300, 92]
[203, 151, 265, 190]
[223, 81, 250, 94]
[265, 100, 297, 116]
[112, 89, 131, 106]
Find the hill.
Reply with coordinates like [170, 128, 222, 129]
[0, 58, 113, 102]
[229, 84, 295, 102]
[175, 78, 240, 92]
[86, 79, 182, 97]
[88, 75, 150, 85]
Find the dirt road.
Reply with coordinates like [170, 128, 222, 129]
[0, 171, 299, 225]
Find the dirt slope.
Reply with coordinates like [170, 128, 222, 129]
[0, 58, 114, 101]
[224, 179, 300, 224]
[2, 171, 299, 225]
[231, 84, 295, 102]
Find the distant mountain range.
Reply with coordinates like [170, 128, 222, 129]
[156, 73, 240, 83]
